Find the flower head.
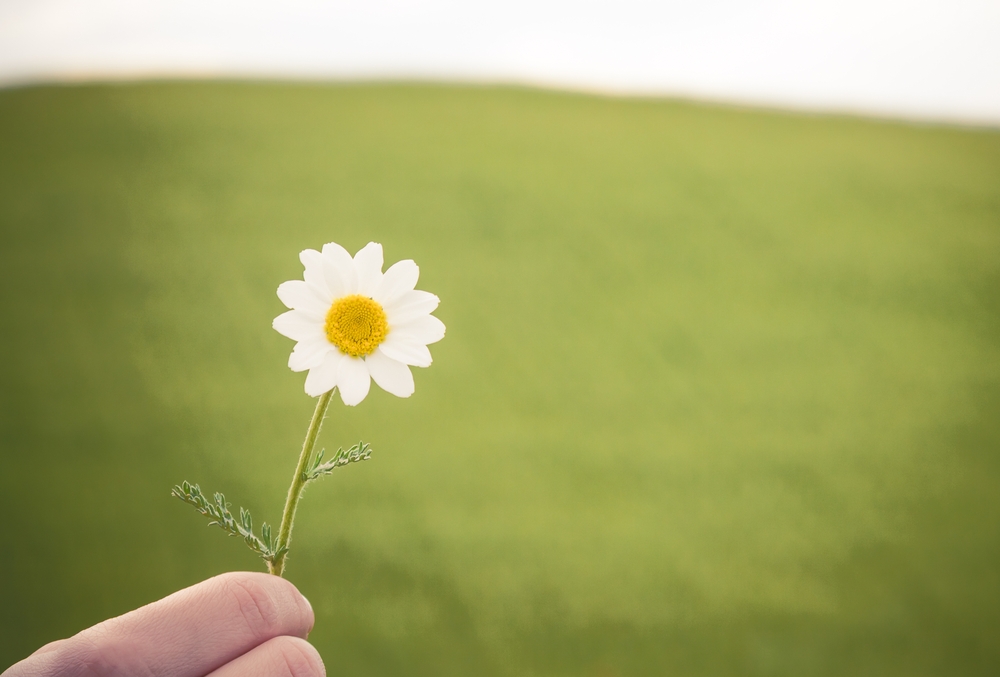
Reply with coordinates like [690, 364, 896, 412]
[273, 242, 444, 405]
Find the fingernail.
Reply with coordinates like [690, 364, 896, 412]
[302, 594, 314, 635]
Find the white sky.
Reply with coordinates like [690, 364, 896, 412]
[1, 0, 999, 124]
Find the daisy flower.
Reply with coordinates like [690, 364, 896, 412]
[272, 242, 444, 406]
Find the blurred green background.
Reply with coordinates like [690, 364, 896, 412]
[1, 82, 998, 676]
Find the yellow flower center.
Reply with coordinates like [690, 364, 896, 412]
[324, 294, 389, 358]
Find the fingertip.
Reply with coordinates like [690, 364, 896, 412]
[258, 573, 314, 638]
[205, 636, 326, 677]
[211, 571, 315, 640]
[281, 636, 326, 677]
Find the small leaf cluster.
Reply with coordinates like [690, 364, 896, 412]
[304, 441, 372, 481]
[172, 441, 373, 566]
[170, 481, 287, 564]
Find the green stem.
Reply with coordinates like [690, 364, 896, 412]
[269, 388, 334, 577]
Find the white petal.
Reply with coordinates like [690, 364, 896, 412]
[366, 348, 415, 398]
[276, 280, 329, 316]
[384, 290, 440, 325]
[337, 356, 371, 406]
[322, 241, 353, 262]
[273, 310, 325, 342]
[322, 242, 358, 296]
[374, 259, 419, 306]
[304, 351, 344, 397]
[288, 339, 330, 372]
[299, 249, 332, 299]
[353, 242, 384, 296]
[380, 333, 433, 367]
[392, 314, 445, 345]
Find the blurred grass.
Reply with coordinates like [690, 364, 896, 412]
[0, 81, 998, 676]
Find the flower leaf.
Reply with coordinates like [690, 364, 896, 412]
[303, 441, 373, 482]
[171, 481, 281, 564]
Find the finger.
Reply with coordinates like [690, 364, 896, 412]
[2, 571, 314, 677]
[206, 636, 325, 677]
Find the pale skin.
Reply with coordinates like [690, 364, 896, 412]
[2, 572, 325, 677]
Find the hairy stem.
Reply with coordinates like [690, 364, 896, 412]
[269, 388, 334, 576]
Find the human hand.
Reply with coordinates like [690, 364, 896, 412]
[2, 572, 323, 677]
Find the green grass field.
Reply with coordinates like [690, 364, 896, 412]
[1, 82, 998, 676]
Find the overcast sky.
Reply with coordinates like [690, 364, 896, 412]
[1, 0, 998, 124]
